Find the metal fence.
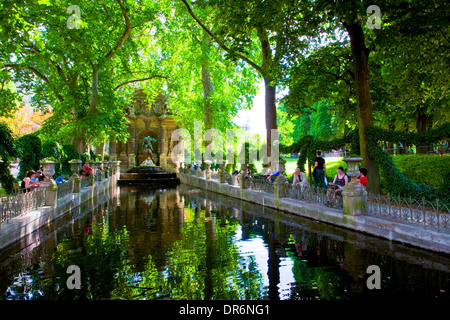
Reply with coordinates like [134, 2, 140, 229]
[364, 193, 450, 233]
[57, 180, 73, 200]
[80, 176, 91, 189]
[285, 186, 343, 209]
[249, 176, 274, 193]
[0, 188, 47, 224]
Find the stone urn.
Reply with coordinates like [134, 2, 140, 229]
[274, 160, 287, 175]
[204, 160, 212, 179]
[41, 161, 56, 180]
[69, 160, 82, 178]
[342, 157, 363, 179]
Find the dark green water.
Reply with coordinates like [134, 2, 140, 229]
[0, 184, 449, 300]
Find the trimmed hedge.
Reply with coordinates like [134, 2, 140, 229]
[389, 154, 450, 188]
[284, 123, 450, 204]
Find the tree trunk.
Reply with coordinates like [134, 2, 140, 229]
[201, 30, 214, 130]
[416, 110, 432, 154]
[344, 22, 380, 194]
[264, 76, 278, 168]
[387, 123, 395, 155]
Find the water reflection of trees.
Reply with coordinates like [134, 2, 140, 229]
[5, 191, 266, 300]
[3, 186, 450, 300]
[160, 205, 265, 300]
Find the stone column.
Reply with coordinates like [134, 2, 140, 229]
[45, 180, 57, 207]
[72, 176, 81, 193]
[342, 157, 367, 216]
[127, 124, 136, 155]
[342, 181, 367, 216]
[159, 125, 168, 167]
[109, 140, 117, 162]
[128, 153, 136, 169]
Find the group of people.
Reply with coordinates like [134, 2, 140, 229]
[263, 150, 368, 204]
[20, 162, 98, 193]
[79, 162, 102, 177]
[21, 169, 44, 190]
[21, 169, 68, 192]
[312, 151, 368, 203]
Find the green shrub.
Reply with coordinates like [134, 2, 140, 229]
[15, 133, 42, 180]
[390, 154, 450, 188]
[41, 141, 65, 177]
[325, 160, 348, 182]
[0, 122, 17, 194]
[61, 144, 80, 175]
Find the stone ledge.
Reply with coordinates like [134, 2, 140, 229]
[178, 172, 450, 254]
[0, 175, 118, 250]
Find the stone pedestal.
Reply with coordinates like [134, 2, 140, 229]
[342, 180, 367, 216]
[240, 176, 248, 189]
[128, 153, 136, 169]
[342, 157, 366, 216]
[45, 180, 57, 207]
[274, 175, 288, 198]
[72, 176, 81, 193]
[219, 170, 226, 183]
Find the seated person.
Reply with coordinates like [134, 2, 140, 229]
[267, 171, 280, 183]
[21, 170, 40, 192]
[35, 170, 44, 181]
[82, 163, 92, 176]
[356, 168, 368, 187]
[292, 168, 309, 189]
[327, 166, 348, 202]
[30, 171, 40, 183]
[55, 176, 66, 184]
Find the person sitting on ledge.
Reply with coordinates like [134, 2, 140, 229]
[82, 163, 92, 176]
[292, 167, 309, 190]
[267, 171, 280, 183]
[55, 176, 66, 184]
[356, 168, 368, 187]
[21, 170, 40, 192]
[327, 166, 348, 203]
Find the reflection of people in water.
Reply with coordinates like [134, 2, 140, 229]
[83, 220, 92, 236]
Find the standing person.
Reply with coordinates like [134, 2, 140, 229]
[313, 151, 327, 191]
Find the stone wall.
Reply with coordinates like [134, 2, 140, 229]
[178, 172, 450, 254]
[0, 170, 120, 250]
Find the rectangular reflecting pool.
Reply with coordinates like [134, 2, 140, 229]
[0, 184, 449, 300]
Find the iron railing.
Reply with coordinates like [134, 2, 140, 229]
[57, 180, 73, 200]
[80, 176, 90, 189]
[0, 188, 47, 224]
[285, 185, 342, 209]
[364, 193, 450, 233]
[249, 176, 274, 193]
